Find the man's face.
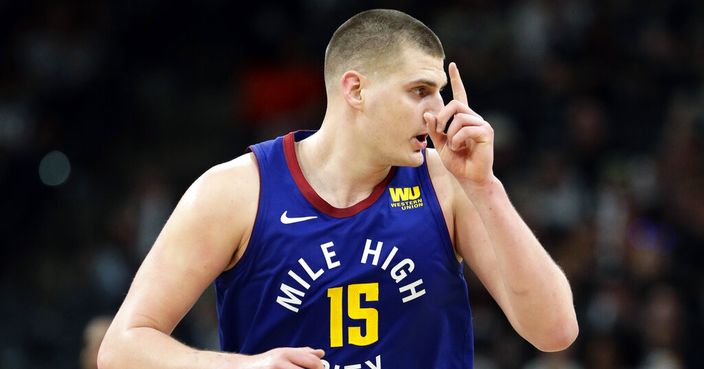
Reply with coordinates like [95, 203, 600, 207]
[360, 46, 447, 167]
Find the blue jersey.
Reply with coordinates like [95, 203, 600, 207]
[215, 131, 474, 368]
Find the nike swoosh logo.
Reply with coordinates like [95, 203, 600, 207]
[280, 211, 318, 224]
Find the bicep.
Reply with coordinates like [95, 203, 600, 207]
[112, 158, 258, 334]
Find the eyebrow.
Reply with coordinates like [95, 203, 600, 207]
[408, 79, 447, 89]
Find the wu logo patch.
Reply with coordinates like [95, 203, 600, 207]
[388, 186, 424, 210]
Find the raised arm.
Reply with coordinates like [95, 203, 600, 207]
[425, 63, 578, 352]
[98, 153, 325, 369]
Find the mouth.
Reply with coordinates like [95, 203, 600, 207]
[412, 134, 428, 150]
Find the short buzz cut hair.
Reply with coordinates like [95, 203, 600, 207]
[324, 9, 444, 92]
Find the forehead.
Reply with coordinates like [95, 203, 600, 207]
[390, 47, 447, 86]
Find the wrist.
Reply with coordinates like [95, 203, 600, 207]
[213, 351, 246, 369]
[460, 175, 504, 202]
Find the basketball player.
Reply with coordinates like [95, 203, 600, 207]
[98, 9, 578, 369]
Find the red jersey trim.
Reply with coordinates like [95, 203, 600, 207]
[283, 131, 396, 218]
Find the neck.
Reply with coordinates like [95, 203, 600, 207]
[296, 113, 392, 208]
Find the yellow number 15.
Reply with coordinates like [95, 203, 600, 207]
[327, 282, 379, 347]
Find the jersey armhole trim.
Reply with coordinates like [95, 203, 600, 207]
[420, 149, 460, 270]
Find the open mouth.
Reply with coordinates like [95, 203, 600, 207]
[413, 134, 428, 151]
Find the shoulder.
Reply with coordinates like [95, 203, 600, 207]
[169, 152, 261, 269]
[179, 153, 260, 240]
[199, 152, 259, 194]
[187, 152, 259, 207]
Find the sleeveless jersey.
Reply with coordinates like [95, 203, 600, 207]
[215, 131, 474, 368]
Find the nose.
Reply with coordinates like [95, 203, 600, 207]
[425, 91, 445, 115]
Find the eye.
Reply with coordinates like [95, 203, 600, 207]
[412, 86, 429, 97]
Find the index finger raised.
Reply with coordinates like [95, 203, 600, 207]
[449, 62, 468, 104]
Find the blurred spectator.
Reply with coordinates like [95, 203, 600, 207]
[523, 350, 582, 369]
[638, 285, 685, 369]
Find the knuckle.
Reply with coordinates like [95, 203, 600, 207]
[451, 99, 469, 111]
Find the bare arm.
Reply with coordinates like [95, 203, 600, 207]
[456, 172, 577, 352]
[425, 63, 578, 352]
[98, 153, 324, 369]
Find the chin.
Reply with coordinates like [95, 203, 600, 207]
[399, 151, 425, 167]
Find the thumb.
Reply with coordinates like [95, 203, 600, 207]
[424, 112, 446, 150]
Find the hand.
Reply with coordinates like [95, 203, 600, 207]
[236, 347, 325, 369]
[425, 62, 495, 186]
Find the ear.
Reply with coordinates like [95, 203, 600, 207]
[340, 71, 365, 110]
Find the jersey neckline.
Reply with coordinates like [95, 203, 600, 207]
[283, 131, 397, 218]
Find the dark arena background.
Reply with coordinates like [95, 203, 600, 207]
[1, 1, 703, 368]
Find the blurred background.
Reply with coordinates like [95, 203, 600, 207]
[1, 0, 703, 368]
